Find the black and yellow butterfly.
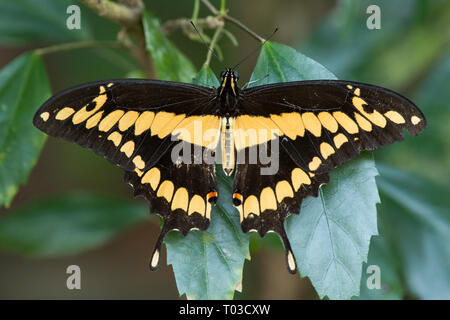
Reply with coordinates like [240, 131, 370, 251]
[33, 68, 426, 274]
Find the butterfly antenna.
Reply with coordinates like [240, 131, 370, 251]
[232, 27, 279, 70]
[190, 21, 227, 69]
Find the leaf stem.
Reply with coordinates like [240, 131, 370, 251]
[204, 24, 224, 67]
[192, 0, 200, 22]
[223, 14, 266, 43]
[34, 41, 123, 56]
[220, 0, 226, 14]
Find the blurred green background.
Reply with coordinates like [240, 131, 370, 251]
[0, 0, 449, 299]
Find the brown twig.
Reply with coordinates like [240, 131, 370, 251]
[200, 0, 265, 43]
[79, 0, 143, 27]
[80, 0, 152, 77]
[75, 0, 267, 77]
[162, 16, 223, 35]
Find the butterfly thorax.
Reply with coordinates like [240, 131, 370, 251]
[217, 68, 240, 116]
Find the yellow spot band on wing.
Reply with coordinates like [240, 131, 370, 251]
[107, 131, 122, 146]
[318, 112, 338, 133]
[151, 112, 186, 138]
[270, 112, 304, 139]
[244, 195, 260, 218]
[72, 94, 107, 124]
[85, 111, 104, 129]
[333, 133, 348, 148]
[40, 112, 49, 121]
[302, 112, 322, 137]
[354, 112, 372, 132]
[141, 167, 160, 191]
[134, 111, 155, 135]
[132, 155, 145, 169]
[156, 180, 174, 202]
[308, 156, 322, 171]
[171, 188, 189, 211]
[134, 169, 143, 177]
[55, 107, 75, 120]
[275, 180, 294, 202]
[291, 168, 311, 191]
[384, 110, 405, 124]
[234, 115, 282, 150]
[172, 115, 221, 148]
[320, 142, 335, 160]
[333, 111, 359, 134]
[118, 111, 139, 131]
[120, 140, 135, 157]
[352, 96, 387, 128]
[99, 110, 124, 132]
[411, 115, 421, 125]
[260, 187, 277, 212]
[188, 195, 206, 216]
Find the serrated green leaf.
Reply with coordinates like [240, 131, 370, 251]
[253, 41, 379, 300]
[165, 66, 249, 300]
[249, 41, 336, 86]
[0, 193, 147, 256]
[142, 10, 196, 82]
[377, 165, 450, 299]
[0, 53, 51, 207]
[287, 153, 379, 300]
[192, 65, 220, 87]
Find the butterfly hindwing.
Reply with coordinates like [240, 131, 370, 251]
[124, 140, 218, 269]
[232, 139, 330, 273]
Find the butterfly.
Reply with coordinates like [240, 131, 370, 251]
[33, 68, 426, 274]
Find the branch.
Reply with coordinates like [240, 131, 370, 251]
[79, 0, 152, 77]
[201, 0, 265, 43]
[162, 16, 223, 35]
[34, 41, 123, 56]
[80, 0, 143, 26]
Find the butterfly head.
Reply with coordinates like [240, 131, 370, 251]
[219, 68, 239, 97]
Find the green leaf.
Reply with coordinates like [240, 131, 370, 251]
[254, 42, 379, 300]
[0, 53, 51, 207]
[0, 193, 147, 256]
[377, 165, 450, 299]
[142, 10, 196, 82]
[249, 41, 336, 86]
[287, 153, 379, 300]
[192, 65, 220, 87]
[355, 234, 404, 300]
[165, 66, 249, 300]
[0, 0, 95, 46]
[376, 49, 450, 183]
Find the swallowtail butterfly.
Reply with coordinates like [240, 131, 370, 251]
[33, 67, 426, 273]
